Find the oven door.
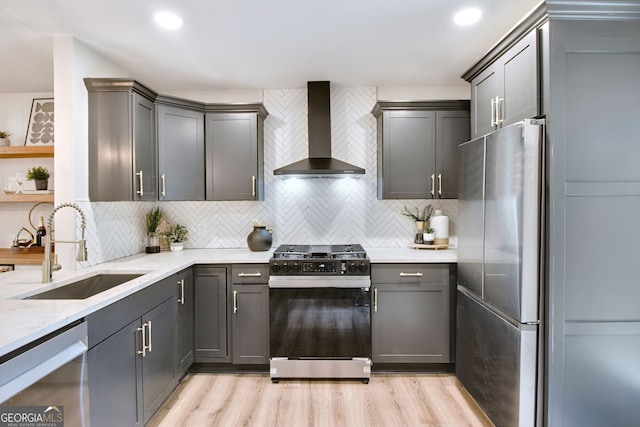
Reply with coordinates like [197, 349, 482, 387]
[269, 277, 371, 359]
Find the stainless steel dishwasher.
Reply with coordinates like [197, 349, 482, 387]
[0, 321, 89, 426]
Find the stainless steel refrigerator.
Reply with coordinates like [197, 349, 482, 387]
[456, 119, 544, 427]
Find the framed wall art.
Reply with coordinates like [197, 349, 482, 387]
[25, 98, 54, 146]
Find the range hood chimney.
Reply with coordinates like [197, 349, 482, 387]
[273, 81, 365, 177]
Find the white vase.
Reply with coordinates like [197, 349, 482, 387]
[170, 242, 184, 252]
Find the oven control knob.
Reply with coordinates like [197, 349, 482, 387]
[282, 262, 292, 272]
[347, 262, 358, 273]
[358, 262, 369, 273]
[292, 262, 301, 273]
[270, 263, 281, 273]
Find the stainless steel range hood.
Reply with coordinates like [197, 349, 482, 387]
[273, 81, 365, 177]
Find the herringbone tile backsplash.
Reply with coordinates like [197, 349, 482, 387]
[81, 86, 458, 265]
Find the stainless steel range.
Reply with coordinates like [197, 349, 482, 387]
[268, 244, 372, 383]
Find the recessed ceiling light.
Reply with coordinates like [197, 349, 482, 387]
[154, 11, 183, 30]
[454, 8, 482, 26]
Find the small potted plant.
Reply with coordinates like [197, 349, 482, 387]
[26, 166, 50, 190]
[423, 227, 435, 244]
[0, 130, 10, 147]
[145, 206, 164, 253]
[401, 205, 434, 232]
[164, 224, 188, 252]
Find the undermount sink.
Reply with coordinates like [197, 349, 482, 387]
[24, 273, 144, 300]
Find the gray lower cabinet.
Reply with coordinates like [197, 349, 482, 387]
[205, 106, 267, 201]
[141, 298, 177, 423]
[156, 102, 205, 201]
[88, 319, 143, 427]
[175, 268, 194, 377]
[87, 274, 179, 427]
[231, 265, 270, 364]
[371, 264, 452, 363]
[469, 29, 538, 138]
[85, 78, 158, 201]
[194, 266, 229, 362]
[373, 102, 469, 199]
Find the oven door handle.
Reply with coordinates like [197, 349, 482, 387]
[0, 322, 88, 403]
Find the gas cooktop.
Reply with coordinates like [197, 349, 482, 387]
[270, 244, 369, 275]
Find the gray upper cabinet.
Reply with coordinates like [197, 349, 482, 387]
[373, 102, 470, 199]
[468, 29, 539, 138]
[85, 78, 158, 201]
[371, 263, 453, 364]
[205, 105, 267, 201]
[156, 101, 205, 201]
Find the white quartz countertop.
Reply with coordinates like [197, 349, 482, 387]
[0, 246, 456, 357]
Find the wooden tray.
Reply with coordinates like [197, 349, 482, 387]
[409, 243, 450, 250]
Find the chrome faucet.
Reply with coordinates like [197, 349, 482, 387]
[42, 203, 88, 283]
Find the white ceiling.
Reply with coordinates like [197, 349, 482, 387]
[0, 0, 540, 93]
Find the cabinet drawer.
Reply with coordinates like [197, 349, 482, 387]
[231, 264, 269, 283]
[371, 264, 449, 284]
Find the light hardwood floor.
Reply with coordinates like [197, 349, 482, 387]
[148, 373, 494, 427]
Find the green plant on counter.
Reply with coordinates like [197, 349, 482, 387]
[26, 166, 50, 181]
[146, 206, 164, 234]
[401, 205, 433, 222]
[425, 227, 435, 234]
[0, 130, 11, 138]
[164, 224, 188, 243]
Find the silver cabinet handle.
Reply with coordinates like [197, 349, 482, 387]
[430, 174, 435, 196]
[233, 290, 238, 314]
[252, 175, 257, 197]
[136, 171, 144, 196]
[238, 272, 262, 277]
[399, 272, 423, 277]
[147, 320, 152, 352]
[178, 279, 185, 304]
[137, 323, 147, 357]
[161, 173, 166, 197]
[373, 288, 378, 313]
[437, 173, 442, 196]
[497, 97, 504, 124]
[490, 98, 496, 127]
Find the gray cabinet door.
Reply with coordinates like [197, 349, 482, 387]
[380, 110, 436, 199]
[194, 266, 229, 362]
[470, 29, 538, 139]
[157, 105, 205, 200]
[436, 110, 470, 199]
[205, 113, 262, 201]
[88, 319, 144, 427]
[371, 264, 451, 363]
[142, 297, 177, 424]
[500, 30, 538, 128]
[175, 268, 194, 377]
[133, 93, 158, 201]
[471, 65, 501, 138]
[232, 284, 269, 364]
[86, 79, 157, 201]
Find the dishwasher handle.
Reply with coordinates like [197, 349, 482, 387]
[0, 322, 88, 403]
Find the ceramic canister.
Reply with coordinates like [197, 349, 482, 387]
[430, 209, 449, 245]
